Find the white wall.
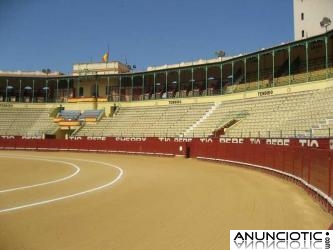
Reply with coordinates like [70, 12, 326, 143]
[72, 62, 129, 76]
[294, 0, 333, 40]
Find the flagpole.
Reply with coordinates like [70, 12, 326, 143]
[106, 44, 109, 67]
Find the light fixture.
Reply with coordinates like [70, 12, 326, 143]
[320, 17, 331, 32]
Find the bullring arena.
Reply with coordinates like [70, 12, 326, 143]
[0, 150, 331, 250]
[0, 29, 333, 249]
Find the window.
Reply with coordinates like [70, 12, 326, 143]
[301, 13, 304, 20]
[302, 30, 305, 38]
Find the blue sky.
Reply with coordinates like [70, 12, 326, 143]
[0, 0, 294, 74]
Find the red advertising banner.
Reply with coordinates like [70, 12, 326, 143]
[0, 136, 332, 209]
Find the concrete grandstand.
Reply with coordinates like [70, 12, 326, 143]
[0, 30, 333, 215]
[0, 30, 332, 138]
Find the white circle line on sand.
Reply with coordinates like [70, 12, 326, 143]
[0, 155, 124, 213]
[0, 155, 80, 193]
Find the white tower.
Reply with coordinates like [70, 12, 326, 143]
[293, 0, 333, 40]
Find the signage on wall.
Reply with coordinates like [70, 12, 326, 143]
[216, 137, 324, 148]
[258, 90, 273, 97]
[158, 137, 192, 143]
[168, 100, 182, 105]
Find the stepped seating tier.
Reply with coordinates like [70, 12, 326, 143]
[77, 85, 333, 138]
[76, 103, 213, 137]
[0, 107, 58, 136]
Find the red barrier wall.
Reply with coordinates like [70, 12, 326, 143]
[0, 137, 187, 156]
[0, 136, 332, 210]
[189, 138, 333, 210]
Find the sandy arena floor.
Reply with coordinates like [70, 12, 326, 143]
[0, 151, 331, 250]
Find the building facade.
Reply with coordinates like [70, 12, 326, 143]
[73, 61, 130, 76]
[294, 0, 333, 40]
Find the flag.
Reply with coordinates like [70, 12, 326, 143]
[102, 51, 109, 63]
